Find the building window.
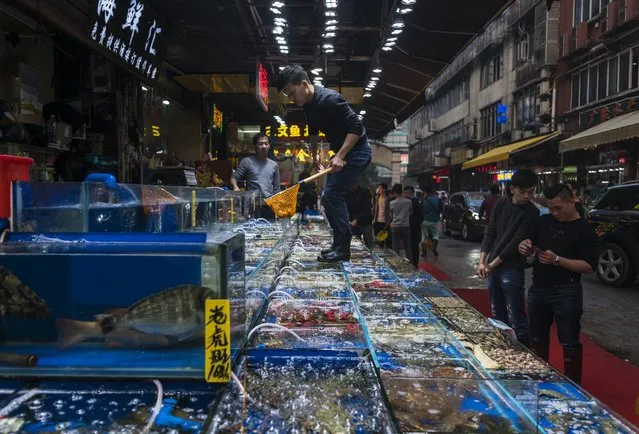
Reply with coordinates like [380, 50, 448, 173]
[480, 102, 502, 139]
[516, 86, 541, 130]
[481, 48, 504, 89]
[570, 47, 639, 109]
[422, 76, 470, 123]
[575, 0, 611, 25]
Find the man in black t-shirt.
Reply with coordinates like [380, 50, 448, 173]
[519, 184, 599, 385]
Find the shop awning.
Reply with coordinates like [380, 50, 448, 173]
[462, 132, 560, 170]
[560, 110, 639, 153]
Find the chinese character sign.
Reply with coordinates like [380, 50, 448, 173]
[204, 300, 231, 383]
[212, 104, 223, 131]
[256, 63, 269, 112]
[265, 124, 325, 139]
[90, 0, 168, 82]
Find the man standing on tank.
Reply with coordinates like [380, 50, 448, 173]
[277, 65, 372, 262]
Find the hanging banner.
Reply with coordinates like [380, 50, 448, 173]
[89, 0, 169, 82]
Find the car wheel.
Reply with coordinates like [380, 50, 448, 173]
[462, 223, 470, 241]
[442, 219, 451, 236]
[597, 243, 636, 287]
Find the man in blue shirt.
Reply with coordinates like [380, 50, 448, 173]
[277, 65, 372, 262]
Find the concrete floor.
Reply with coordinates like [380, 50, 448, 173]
[424, 233, 639, 367]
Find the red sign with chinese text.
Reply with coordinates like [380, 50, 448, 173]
[257, 63, 268, 112]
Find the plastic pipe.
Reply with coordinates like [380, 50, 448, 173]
[141, 379, 163, 434]
[246, 323, 306, 342]
[267, 290, 294, 300]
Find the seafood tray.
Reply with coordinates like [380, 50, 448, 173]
[381, 375, 537, 433]
[358, 302, 427, 317]
[0, 380, 216, 433]
[262, 300, 359, 326]
[273, 286, 351, 300]
[436, 307, 495, 333]
[209, 355, 394, 433]
[351, 280, 401, 292]
[409, 282, 455, 298]
[365, 318, 450, 357]
[248, 324, 367, 350]
[354, 290, 418, 303]
[377, 352, 481, 380]
[427, 296, 468, 309]
[534, 381, 637, 433]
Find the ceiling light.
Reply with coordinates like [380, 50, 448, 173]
[385, 41, 396, 47]
[323, 32, 335, 38]
[363, 92, 372, 97]
[373, 68, 382, 73]
[273, 1, 285, 7]
[325, 48, 334, 53]
[325, 25, 337, 31]
[326, 19, 338, 25]
[359, 110, 366, 115]
[397, 7, 413, 14]
[141, 85, 148, 91]
[274, 17, 287, 25]
[371, 77, 380, 81]
[311, 70, 320, 75]
[273, 26, 284, 34]
[162, 99, 170, 106]
[401, 0, 416, 4]
[314, 76, 324, 81]
[270, 7, 281, 14]
[325, 1, 337, 8]
[382, 46, 392, 51]
[387, 37, 397, 42]
[323, 43, 333, 49]
[357, 114, 363, 120]
[391, 29, 403, 35]
[325, 11, 336, 16]
[392, 21, 405, 28]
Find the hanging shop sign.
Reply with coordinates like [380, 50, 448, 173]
[256, 62, 269, 112]
[579, 95, 639, 129]
[204, 299, 231, 383]
[475, 164, 498, 173]
[497, 104, 508, 124]
[90, 0, 168, 82]
[265, 124, 325, 139]
[494, 170, 515, 182]
[212, 104, 223, 132]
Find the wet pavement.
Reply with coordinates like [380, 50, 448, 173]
[422, 234, 639, 368]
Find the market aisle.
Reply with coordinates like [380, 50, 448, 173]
[422, 235, 639, 427]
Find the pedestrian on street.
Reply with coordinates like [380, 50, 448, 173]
[277, 65, 372, 262]
[385, 184, 413, 263]
[373, 183, 391, 248]
[480, 184, 501, 222]
[347, 183, 374, 248]
[421, 186, 442, 257]
[477, 169, 540, 346]
[230, 132, 281, 220]
[519, 184, 599, 385]
[404, 185, 424, 267]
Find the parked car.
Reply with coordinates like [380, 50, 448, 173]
[442, 192, 488, 241]
[588, 181, 639, 287]
[146, 166, 198, 186]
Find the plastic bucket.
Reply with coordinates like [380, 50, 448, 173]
[0, 155, 33, 219]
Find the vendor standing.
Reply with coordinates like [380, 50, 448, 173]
[277, 65, 372, 262]
[230, 132, 280, 220]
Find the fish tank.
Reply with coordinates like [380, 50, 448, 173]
[11, 181, 259, 233]
[0, 231, 245, 380]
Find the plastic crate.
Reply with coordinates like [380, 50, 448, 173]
[0, 155, 33, 218]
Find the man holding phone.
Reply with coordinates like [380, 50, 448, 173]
[476, 169, 540, 346]
[519, 184, 599, 385]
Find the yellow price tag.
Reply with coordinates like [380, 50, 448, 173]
[204, 299, 231, 383]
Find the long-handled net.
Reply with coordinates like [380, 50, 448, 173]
[265, 167, 333, 218]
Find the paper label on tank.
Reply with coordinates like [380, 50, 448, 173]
[204, 299, 231, 383]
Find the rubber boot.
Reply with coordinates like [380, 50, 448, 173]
[318, 239, 351, 263]
[530, 342, 550, 363]
[564, 347, 583, 386]
[432, 240, 439, 257]
[321, 240, 338, 257]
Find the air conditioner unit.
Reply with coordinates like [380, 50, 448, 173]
[575, 21, 589, 50]
[606, 1, 619, 31]
[414, 130, 423, 140]
[429, 119, 439, 132]
[512, 130, 523, 141]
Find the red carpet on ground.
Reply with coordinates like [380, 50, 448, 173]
[453, 288, 639, 427]
[419, 262, 452, 281]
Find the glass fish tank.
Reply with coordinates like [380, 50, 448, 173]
[0, 231, 245, 379]
[12, 181, 258, 233]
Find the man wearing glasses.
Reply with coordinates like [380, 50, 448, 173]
[277, 65, 372, 262]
